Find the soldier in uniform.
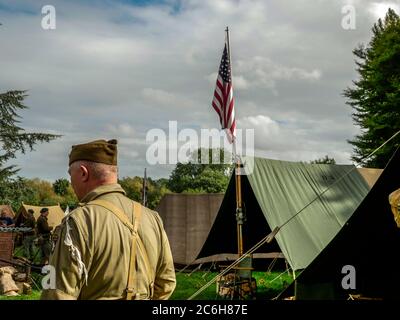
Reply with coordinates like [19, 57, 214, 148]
[41, 139, 176, 300]
[22, 209, 36, 260]
[36, 208, 53, 265]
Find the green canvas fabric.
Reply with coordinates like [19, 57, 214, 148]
[197, 156, 370, 271]
[244, 157, 370, 270]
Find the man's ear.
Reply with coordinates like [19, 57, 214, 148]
[79, 164, 90, 182]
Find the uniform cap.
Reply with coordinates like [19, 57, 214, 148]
[69, 139, 118, 166]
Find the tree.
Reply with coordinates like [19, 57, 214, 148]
[167, 148, 232, 193]
[344, 9, 400, 168]
[119, 176, 142, 202]
[53, 178, 70, 196]
[118, 176, 170, 210]
[310, 155, 336, 164]
[0, 177, 36, 211]
[0, 90, 60, 179]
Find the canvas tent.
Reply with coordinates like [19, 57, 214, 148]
[357, 168, 383, 188]
[157, 194, 223, 265]
[279, 149, 400, 300]
[0, 205, 15, 218]
[197, 156, 372, 272]
[16, 203, 65, 229]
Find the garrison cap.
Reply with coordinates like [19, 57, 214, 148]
[69, 139, 118, 166]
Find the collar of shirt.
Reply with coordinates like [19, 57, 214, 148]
[79, 183, 126, 205]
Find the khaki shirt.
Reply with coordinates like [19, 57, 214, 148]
[41, 184, 176, 300]
[389, 188, 400, 228]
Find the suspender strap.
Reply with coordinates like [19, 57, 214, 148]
[127, 201, 142, 300]
[89, 199, 142, 300]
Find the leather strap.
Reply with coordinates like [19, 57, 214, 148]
[127, 201, 141, 300]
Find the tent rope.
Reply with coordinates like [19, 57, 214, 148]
[269, 268, 290, 284]
[176, 259, 197, 274]
[266, 257, 278, 273]
[202, 260, 216, 279]
[187, 263, 202, 277]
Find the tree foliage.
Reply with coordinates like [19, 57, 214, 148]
[167, 148, 232, 193]
[344, 9, 400, 168]
[0, 90, 60, 180]
[310, 155, 336, 164]
[0, 178, 78, 212]
[53, 178, 70, 196]
[0, 177, 36, 210]
[118, 176, 170, 210]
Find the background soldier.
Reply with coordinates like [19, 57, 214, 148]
[22, 209, 36, 260]
[36, 208, 53, 265]
[41, 139, 176, 300]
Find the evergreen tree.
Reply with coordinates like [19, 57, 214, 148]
[0, 90, 60, 179]
[344, 9, 400, 168]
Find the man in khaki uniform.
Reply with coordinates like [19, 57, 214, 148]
[37, 208, 53, 265]
[41, 139, 176, 300]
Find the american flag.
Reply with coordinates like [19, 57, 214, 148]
[212, 43, 236, 143]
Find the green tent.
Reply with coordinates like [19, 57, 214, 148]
[197, 156, 371, 271]
[279, 149, 400, 300]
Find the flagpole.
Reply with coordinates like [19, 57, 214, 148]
[226, 26, 244, 258]
[142, 168, 147, 207]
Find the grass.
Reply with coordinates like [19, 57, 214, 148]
[171, 270, 218, 300]
[170, 270, 295, 300]
[13, 245, 42, 265]
[1, 270, 293, 300]
[0, 290, 41, 300]
[3, 246, 295, 300]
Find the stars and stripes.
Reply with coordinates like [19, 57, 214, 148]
[212, 43, 236, 143]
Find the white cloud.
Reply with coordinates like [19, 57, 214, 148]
[233, 75, 249, 90]
[368, 2, 400, 19]
[141, 88, 194, 109]
[106, 123, 136, 137]
[235, 56, 322, 92]
[238, 114, 355, 164]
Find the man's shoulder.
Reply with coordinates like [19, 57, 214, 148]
[141, 205, 164, 228]
[67, 194, 129, 222]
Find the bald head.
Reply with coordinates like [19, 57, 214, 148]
[68, 160, 118, 200]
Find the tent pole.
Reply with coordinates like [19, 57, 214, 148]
[235, 158, 244, 257]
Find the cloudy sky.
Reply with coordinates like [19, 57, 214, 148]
[1, 0, 399, 181]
